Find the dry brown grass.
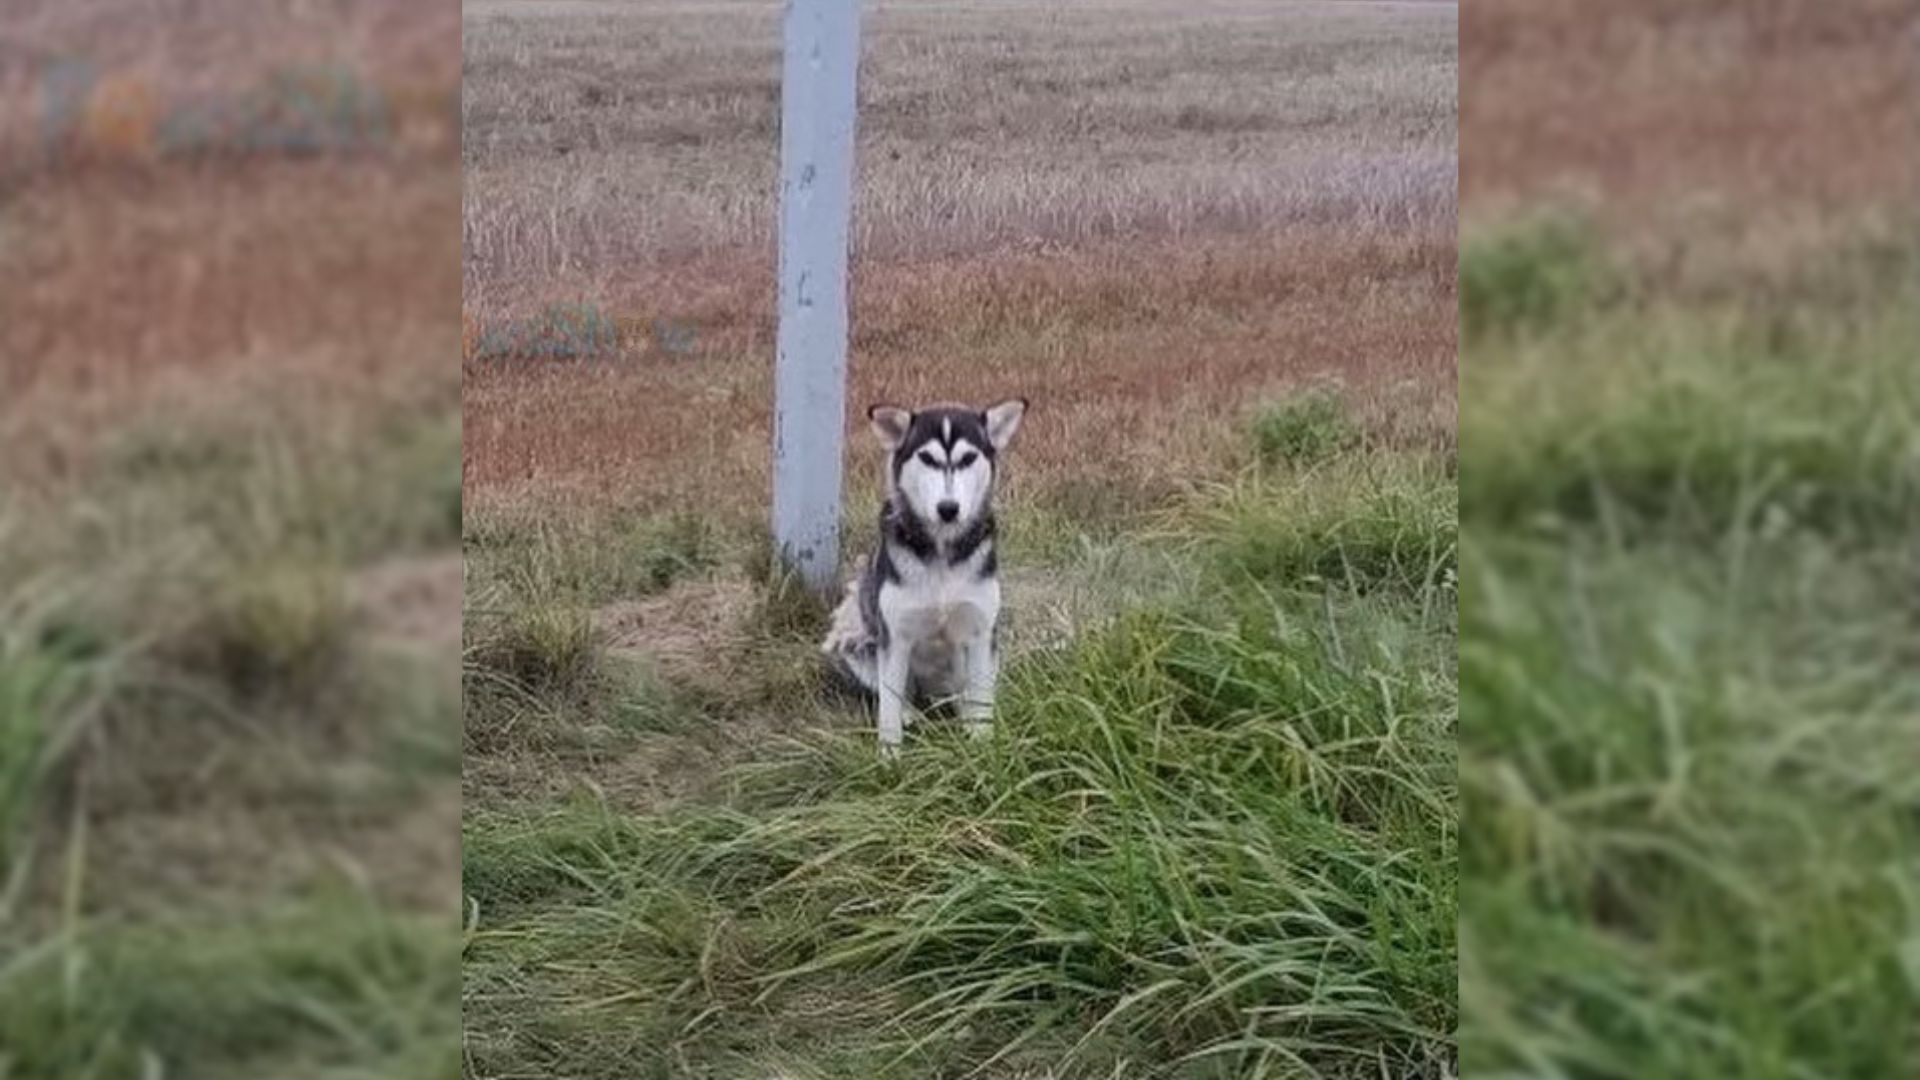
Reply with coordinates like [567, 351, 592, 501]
[1, 0, 462, 465]
[1461, 0, 1917, 324]
[465, 228, 1455, 517]
[0, 0, 457, 166]
[462, 0, 1458, 521]
[1463, 0, 1916, 222]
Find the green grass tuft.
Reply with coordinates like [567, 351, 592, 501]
[1251, 387, 1360, 467]
[1461, 210, 1615, 340]
[466, 596, 598, 698]
[0, 899, 459, 1079]
[0, 586, 107, 908]
[1181, 455, 1456, 596]
[184, 556, 350, 697]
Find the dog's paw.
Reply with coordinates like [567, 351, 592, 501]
[965, 721, 993, 740]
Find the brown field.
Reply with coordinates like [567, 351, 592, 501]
[1464, 0, 1913, 212]
[2, 0, 462, 474]
[1462, 0, 1915, 270]
[462, 0, 1458, 521]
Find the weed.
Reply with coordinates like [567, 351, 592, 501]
[184, 556, 350, 697]
[1460, 210, 1614, 339]
[1181, 454, 1457, 595]
[1251, 386, 1359, 467]
[468, 597, 597, 696]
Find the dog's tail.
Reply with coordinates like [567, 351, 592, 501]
[820, 559, 878, 693]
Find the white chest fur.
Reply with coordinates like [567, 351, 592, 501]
[882, 553, 999, 641]
[878, 549, 1000, 697]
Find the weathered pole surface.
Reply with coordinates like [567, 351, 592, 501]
[772, 0, 861, 593]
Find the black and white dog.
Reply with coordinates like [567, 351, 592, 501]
[822, 398, 1027, 754]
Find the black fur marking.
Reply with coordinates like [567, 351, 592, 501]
[822, 654, 877, 704]
[860, 547, 890, 650]
[890, 406, 998, 478]
[946, 511, 995, 565]
[881, 494, 938, 563]
[979, 545, 998, 579]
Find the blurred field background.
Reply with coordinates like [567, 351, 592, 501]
[1458, 0, 1919, 1075]
[463, 0, 1458, 1076]
[0, 2, 462, 1076]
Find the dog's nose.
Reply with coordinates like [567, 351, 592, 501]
[936, 500, 960, 522]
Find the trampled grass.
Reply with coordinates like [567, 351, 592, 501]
[1457, 221, 1920, 1076]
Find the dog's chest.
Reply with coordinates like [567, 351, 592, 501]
[884, 558, 999, 645]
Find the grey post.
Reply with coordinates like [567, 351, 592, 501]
[772, 0, 862, 593]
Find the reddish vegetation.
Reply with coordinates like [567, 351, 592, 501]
[462, 227, 1455, 517]
[1463, 0, 1916, 216]
[0, 0, 460, 480]
[2, 163, 459, 395]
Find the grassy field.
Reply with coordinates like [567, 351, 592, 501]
[1459, 2, 1919, 1076]
[462, 0, 1458, 1076]
[461, 0, 1456, 517]
[0, 2, 462, 1076]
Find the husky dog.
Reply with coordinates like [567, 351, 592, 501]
[822, 398, 1028, 754]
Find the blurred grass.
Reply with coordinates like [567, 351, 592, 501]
[1458, 219, 1920, 1076]
[0, 898, 457, 1079]
[0, 386, 462, 1078]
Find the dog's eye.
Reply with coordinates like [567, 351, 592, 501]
[917, 450, 940, 469]
[955, 452, 979, 469]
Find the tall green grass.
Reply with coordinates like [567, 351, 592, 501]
[0, 899, 458, 1079]
[1180, 453, 1456, 598]
[1459, 222, 1920, 1076]
[468, 599, 1455, 1077]
[0, 581, 106, 916]
[463, 406, 1459, 1077]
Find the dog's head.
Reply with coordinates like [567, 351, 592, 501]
[868, 398, 1026, 536]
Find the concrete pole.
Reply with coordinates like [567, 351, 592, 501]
[772, 0, 861, 593]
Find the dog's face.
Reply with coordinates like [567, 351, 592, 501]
[869, 399, 1026, 536]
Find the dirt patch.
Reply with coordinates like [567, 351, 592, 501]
[595, 576, 757, 692]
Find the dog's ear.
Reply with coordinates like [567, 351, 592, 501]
[869, 405, 912, 449]
[983, 398, 1027, 451]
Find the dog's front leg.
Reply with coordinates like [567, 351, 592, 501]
[960, 637, 997, 739]
[876, 641, 912, 757]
